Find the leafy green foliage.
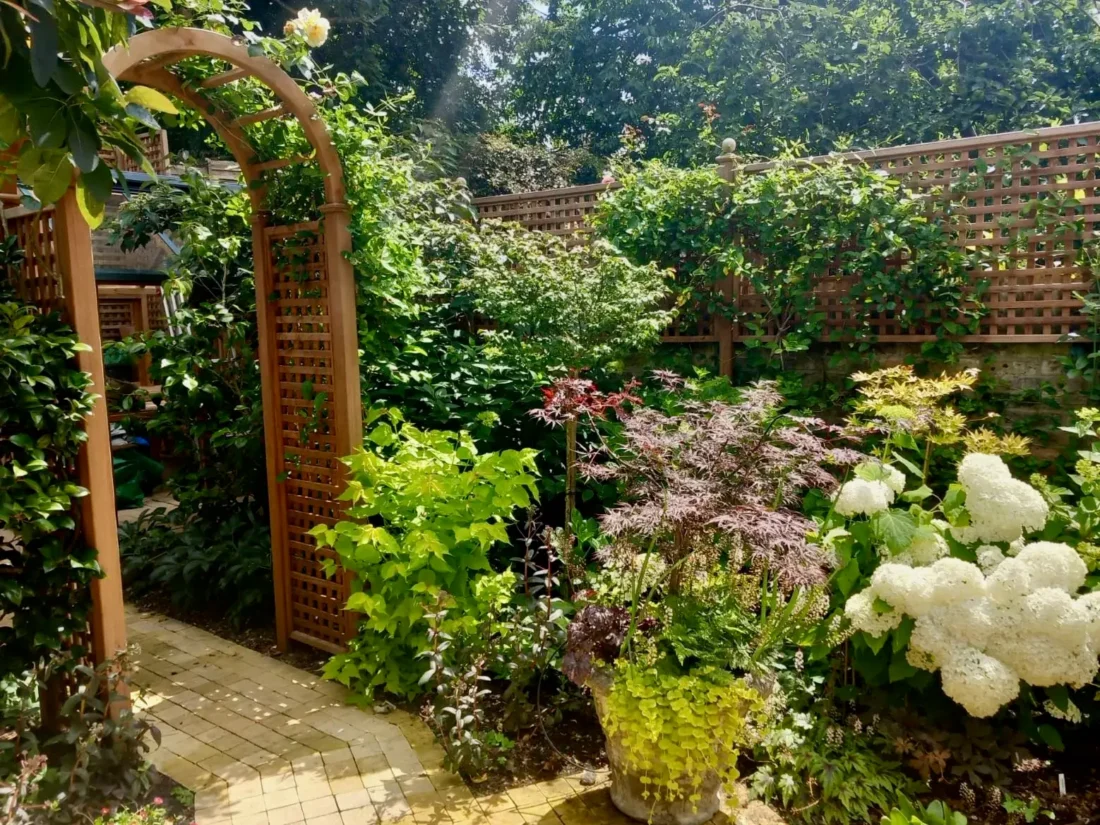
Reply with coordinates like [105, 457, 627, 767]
[0, 0, 168, 219]
[109, 169, 253, 305]
[455, 131, 599, 197]
[465, 228, 672, 375]
[508, 0, 1100, 164]
[0, 299, 99, 681]
[119, 506, 272, 626]
[313, 410, 540, 697]
[603, 661, 763, 807]
[752, 704, 917, 825]
[1, 651, 161, 821]
[882, 798, 968, 825]
[597, 159, 978, 367]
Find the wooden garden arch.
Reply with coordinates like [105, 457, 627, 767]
[3, 27, 365, 668]
[99, 28, 363, 655]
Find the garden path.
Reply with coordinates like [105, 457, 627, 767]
[128, 607, 649, 825]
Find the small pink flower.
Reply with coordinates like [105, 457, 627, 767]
[102, 808, 111, 814]
[154, 797, 164, 805]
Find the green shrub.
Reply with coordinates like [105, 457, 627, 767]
[313, 410, 539, 697]
[119, 506, 272, 626]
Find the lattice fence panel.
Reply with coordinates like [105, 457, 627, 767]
[265, 221, 352, 652]
[5, 208, 66, 316]
[98, 130, 170, 175]
[475, 183, 612, 241]
[477, 125, 1100, 345]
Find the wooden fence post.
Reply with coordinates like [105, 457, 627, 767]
[715, 139, 740, 380]
[54, 190, 128, 670]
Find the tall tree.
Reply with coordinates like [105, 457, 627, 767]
[508, 0, 1100, 162]
[247, 0, 530, 128]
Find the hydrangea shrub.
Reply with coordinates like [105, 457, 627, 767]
[840, 453, 1100, 717]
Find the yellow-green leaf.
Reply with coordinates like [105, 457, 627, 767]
[75, 179, 105, 229]
[124, 86, 179, 115]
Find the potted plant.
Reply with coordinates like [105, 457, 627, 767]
[562, 376, 859, 824]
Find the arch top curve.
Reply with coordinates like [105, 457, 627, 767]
[103, 27, 346, 207]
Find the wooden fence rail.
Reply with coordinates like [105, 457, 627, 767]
[472, 121, 1100, 368]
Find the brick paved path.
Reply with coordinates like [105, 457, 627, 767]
[127, 607, 646, 825]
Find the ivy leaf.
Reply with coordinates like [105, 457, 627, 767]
[124, 103, 160, 130]
[0, 97, 22, 144]
[75, 178, 105, 229]
[1037, 724, 1064, 751]
[81, 160, 113, 203]
[901, 485, 933, 503]
[872, 509, 918, 553]
[68, 118, 99, 173]
[124, 86, 179, 115]
[834, 558, 860, 597]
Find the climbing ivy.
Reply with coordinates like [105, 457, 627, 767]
[0, 297, 100, 680]
[597, 159, 983, 370]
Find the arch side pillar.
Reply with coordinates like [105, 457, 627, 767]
[319, 202, 362, 641]
[54, 192, 127, 670]
[251, 209, 292, 650]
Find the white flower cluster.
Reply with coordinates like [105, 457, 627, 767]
[284, 8, 330, 47]
[950, 454, 1048, 545]
[833, 462, 905, 517]
[892, 525, 950, 567]
[846, 542, 1100, 717]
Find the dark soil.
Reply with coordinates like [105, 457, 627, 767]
[455, 688, 608, 796]
[129, 591, 328, 674]
[939, 745, 1100, 825]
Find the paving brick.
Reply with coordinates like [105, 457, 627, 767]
[267, 803, 305, 825]
[334, 789, 373, 812]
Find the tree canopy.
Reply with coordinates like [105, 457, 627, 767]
[507, 0, 1100, 164]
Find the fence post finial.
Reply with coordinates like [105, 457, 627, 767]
[718, 138, 740, 182]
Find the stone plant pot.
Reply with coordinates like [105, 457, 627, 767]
[587, 669, 723, 825]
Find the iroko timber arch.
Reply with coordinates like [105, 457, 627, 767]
[102, 28, 363, 654]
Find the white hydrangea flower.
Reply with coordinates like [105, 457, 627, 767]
[880, 463, 906, 495]
[976, 545, 1006, 573]
[834, 478, 894, 517]
[844, 589, 903, 637]
[869, 563, 935, 616]
[939, 647, 1021, 718]
[846, 540, 1100, 718]
[950, 454, 1048, 545]
[928, 558, 985, 605]
[1016, 541, 1087, 593]
[893, 530, 949, 567]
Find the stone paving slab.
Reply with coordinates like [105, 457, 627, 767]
[127, 606, 736, 825]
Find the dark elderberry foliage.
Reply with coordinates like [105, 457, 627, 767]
[561, 605, 631, 687]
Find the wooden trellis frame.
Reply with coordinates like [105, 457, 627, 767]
[3, 27, 362, 668]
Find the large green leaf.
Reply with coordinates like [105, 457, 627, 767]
[872, 509, 918, 553]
